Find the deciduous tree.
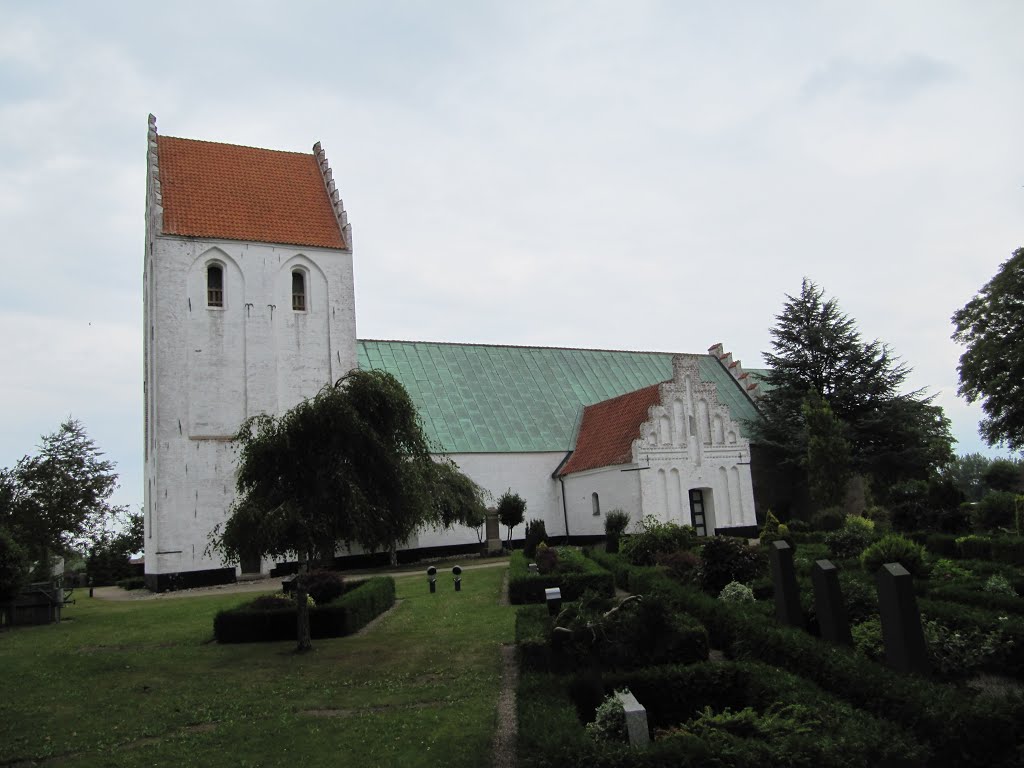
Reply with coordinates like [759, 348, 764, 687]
[496, 490, 526, 544]
[210, 370, 465, 652]
[952, 247, 1024, 451]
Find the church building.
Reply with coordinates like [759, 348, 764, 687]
[143, 116, 766, 591]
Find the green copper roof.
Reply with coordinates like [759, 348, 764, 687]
[357, 340, 760, 453]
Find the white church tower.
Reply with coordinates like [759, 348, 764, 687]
[143, 115, 357, 590]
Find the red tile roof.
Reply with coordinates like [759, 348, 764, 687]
[558, 383, 663, 476]
[157, 136, 347, 250]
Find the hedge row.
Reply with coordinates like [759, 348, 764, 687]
[214, 577, 395, 643]
[514, 602, 708, 674]
[923, 533, 1024, 565]
[623, 565, 1024, 768]
[917, 596, 1024, 678]
[508, 550, 614, 604]
[518, 660, 926, 768]
[925, 583, 1024, 615]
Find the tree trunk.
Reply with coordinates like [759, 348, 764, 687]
[388, 542, 398, 568]
[295, 558, 312, 653]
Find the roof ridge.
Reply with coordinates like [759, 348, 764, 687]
[159, 134, 315, 158]
[358, 338, 704, 356]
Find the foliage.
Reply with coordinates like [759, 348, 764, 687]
[983, 458, 1022, 493]
[956, 534, 993, 560]
[0, 419, 123, 572]
[861, 505, 891, 534]
[0, 526, 29, 602]
[302, 569, 344, 605]
[951, 246, 1024, 451]
[851, 617, 885, 662]
[86, 508, 144, 586]
[496, 489, 527, 543]
[751, 279, 954, 506]
[921, 616, 1011, 679]
[683, 702, 820, 741]
[718, 581, 755, 603]
[697, 536, 764, 594]
[983, 573, 1017, 597]
[655, 549, 701, 586]
[860, 535, 928, 577]
[803, 392, 852, 510]
[810, 507, 844, 531]
[208, 370, 438, 651]
[620, 515, 695, 566]
[604, 509, 630, 553]
[585, 690, 628, 743]
[508, 550, 615, 604]
[970, 491, 1017, 531]
[115, 576, 147, 591]
[535, 542, 559, 574]
[431, 459, 489, 533]
[930, 558, 973, 585]
[824, 516, 876, 560]
[523, 518, 547, 558]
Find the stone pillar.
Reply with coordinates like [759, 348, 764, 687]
[812, 560, 851, 645]
[876, 563, 930, 675]
[769, 540, 802, 628]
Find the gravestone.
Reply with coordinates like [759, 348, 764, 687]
[616, 690, 650, 749]
[769, 540, 802, 628]
[876, 562, 930, 675]
[528, 563, 538, 574]
[812, 560, 852, 645]
[485, 511, 502, 553]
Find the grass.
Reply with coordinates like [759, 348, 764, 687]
[0, 565, 514, 767]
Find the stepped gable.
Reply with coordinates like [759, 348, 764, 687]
[558, 383, 664, 476]
[155, 130, 348, 250]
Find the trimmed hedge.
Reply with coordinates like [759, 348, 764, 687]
[925, 583, 1024, 614]
[508, 550, 614, 604]
[622, 564, 1024, 768]
[918, 596, 1024, 679]
[519, 660, 926, 768]
[214, 576, 395, 643]
[516, 599, 709, 674]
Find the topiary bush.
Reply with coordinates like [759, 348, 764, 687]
[620, 515, 696, 566]
[524, 518, 548, 559]
[860, 535, 928, 578]
[698, 536, 764, 594]
[302, 569, 344, 605]
[603, 510, 630, 554]
[955, 534, 992, 560]
[811, 507, 844, 532]
[825, 516, 876, 560]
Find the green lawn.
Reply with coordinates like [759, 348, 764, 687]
[0, 566, 514, 767]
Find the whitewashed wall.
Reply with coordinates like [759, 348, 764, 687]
[561, 464, 642, 536]
[144, 235, 357, 577]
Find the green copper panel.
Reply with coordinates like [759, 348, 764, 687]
[357, 340, 761, 454]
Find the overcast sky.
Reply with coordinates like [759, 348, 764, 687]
[1, 1, 1021, 512]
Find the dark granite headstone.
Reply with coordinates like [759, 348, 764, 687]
[812, 559, 852, 645]
[876, 562, 930, 675]
[769, 540, 802, 628]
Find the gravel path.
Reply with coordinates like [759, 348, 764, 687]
[492, 569, 518, 768]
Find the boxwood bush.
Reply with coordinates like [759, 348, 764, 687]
[508, 550, 614, 604]
[214, 576, 395, 643]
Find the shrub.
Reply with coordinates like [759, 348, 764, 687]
[971, 491, 1017, 532]
[302, 569, 344, 605]
[925, 584, 1024, 616]
[862, 506, 892, 533]
[929, 558, 973, 585]
[824, 516, 876, 560]
[585, 690, 628, 743]
[860, 535, 928, 578]
[697, 536, 764, 594]
[655, 548, 701, 586]
[990, 536, 1024, 566]
[956, 534, 992, 560]
[786, 519, 811, 533]
[719, 581, 754, 603]
[249, 593, 295, 610]
[924, 533, 958, 558]
[0, 528, 29, 602]
[620, 516, 695, 566]
[535, 543, 559, 574]
[851, 617, 884, 662]
[984, 574, 1017, 597]
[524, 518, 548, 559]
[497, 489, 527, 542]
[921, 616, 1010, 679]
[603, 510, 630, 554]
[811, 507, 844, 532]
[115, 576, 147, 591]
[759, 509, 782, 545]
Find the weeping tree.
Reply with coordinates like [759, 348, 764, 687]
[210, 370, 464, 652]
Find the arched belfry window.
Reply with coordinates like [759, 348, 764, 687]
[292, 270, 306, 311]
[207, 264, 224, 308]
[592, 492, 601, 516]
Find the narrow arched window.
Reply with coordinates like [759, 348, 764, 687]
[592, 492, 601, 516]
[207, 264, 224, 307]
[292, 270, 306, 311]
